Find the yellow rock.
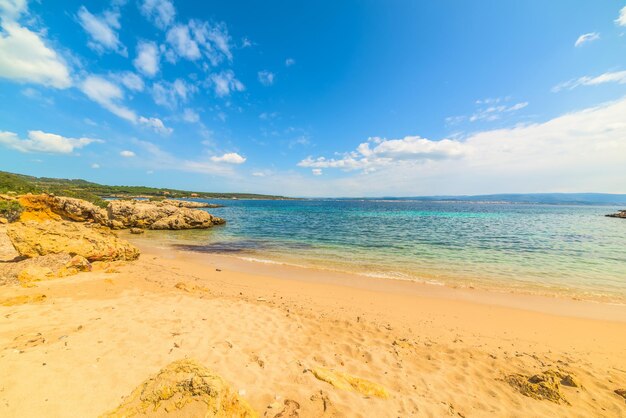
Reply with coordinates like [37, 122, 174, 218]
[7, 220, 139, 262]
[311, 367, 389, 399]
[101, 359, 257, 417]
[505, 369, 576, 404]
[0, 294, 46, 306]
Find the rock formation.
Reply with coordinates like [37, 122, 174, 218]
[107, 200, 225, 230]
[162, 199, 223, 209]
[17, 194, 108, 224]
[7, 220, 140, 262]
[505, 369, 580, 404]
[606, 210, 626, 219]
[101, 359, 257, 417]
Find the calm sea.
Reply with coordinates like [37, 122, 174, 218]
[140, 199, 626, 302]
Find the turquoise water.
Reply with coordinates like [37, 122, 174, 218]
[145, 200, 626, 302]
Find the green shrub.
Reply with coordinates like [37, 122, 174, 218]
[0, 200, 23, 222]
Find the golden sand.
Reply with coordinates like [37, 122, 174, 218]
[1, 241, 626, 417]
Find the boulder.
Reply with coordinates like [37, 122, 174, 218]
[505, 369, 577, 404]
[7, 220, 139, 262]
[129, 227, 144, 234]
[101, 359, 257, 417]
[107, 200, 225, 230]
[0, 253, 72, 285]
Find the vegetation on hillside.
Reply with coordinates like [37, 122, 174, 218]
[0, 170, 291, 206]
[0, 199, 23, 222]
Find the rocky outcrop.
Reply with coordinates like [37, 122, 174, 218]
[310, 367, 389, 399]
[107, 200, 225, 230]
[18, 194, 108, 224]
[606, 210, 626, 219]
[7, 220, 140, 262]
[101, 359, 257, 417]
[162, 199, 223, 208]
[12, 194, 225, 231]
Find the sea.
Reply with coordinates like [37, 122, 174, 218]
[137, 199, 626, 303]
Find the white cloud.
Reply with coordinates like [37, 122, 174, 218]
[182, 108, 199, 123]
[258, 70, 275, 86]
[294, 96, 626, 196]
[120, 150, 135, 157]
[616, 6, 626, 26]
[469, 102, 528, 122]
[133, 40, 160, 77]
[152, 78, 194, 108]
[299, 136, 464, 172]
[80, 75, 172, 134]
[210, 152, 246, 164]
[209, 70, 244, 97]
[552, 70, 626, 92]
[140, 0, 175, 30]
[311, 168, 322, 176]
[285, 58, 295, 67]
[574, 32, 600, 47]
[166, 24, 200, 60]
[80, 75, 137, 122]
[115, 71, 144, 92]
[0, 0, 28, 20]
[0, 130, 102, 154]
[138, 116, 172, 135]
[77, 5, 126, 55]
[91, 163, 100, 168]
[0, 20, 71, 88]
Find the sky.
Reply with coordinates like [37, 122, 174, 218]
[0, 0, 625, 197]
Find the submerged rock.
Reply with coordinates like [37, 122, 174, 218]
[310, 367, 389, 399]
[101, 358, 257, 417]
[606, 210, 626, 219]
[7, 220, 140, 262]
[129, 227, 145, 234]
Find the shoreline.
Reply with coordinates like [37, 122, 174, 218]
[127, 233, 626, 322]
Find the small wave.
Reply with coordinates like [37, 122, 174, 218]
[357, 271, 445, 286]
[238, 256, 284, 265]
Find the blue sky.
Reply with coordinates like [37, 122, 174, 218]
[1, 0, 625, 197]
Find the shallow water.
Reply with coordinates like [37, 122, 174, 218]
[137, 199, 626, 302]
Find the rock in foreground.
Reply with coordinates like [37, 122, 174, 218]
[18, 194, 108, 224]
[7, 220, 139, 262]
[101, 359, 257, 417]
[107, 200, 225, 230]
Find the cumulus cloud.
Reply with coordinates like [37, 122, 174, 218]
[209, 70, 244, 97]
[295, 96, 626, 196]
[617, 6, 626, 26]
[552, 70, 626, 92]
[138, 116, 172, 135]
[77, 5, 126, 55]
[120, 150, 135, 157]
[166, 24, 200, 60]
[140, 0, 175, 30]
[285, 58, 295, 67]
[574, 32, 599, 47]
[0, 19, 71, 88]
[210, 152, 246, 164]
[299, 136, 464, 172]
[258, 70, 275, 86]
[311, 168, 322, 176]
[133, 40, 160, 77]
[0, 130, 102, 153]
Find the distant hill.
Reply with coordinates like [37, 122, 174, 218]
[375, 193, 626, 205]
[0, 170, 291, 208]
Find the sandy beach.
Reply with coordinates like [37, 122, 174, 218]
[1, 236, 626, 417]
